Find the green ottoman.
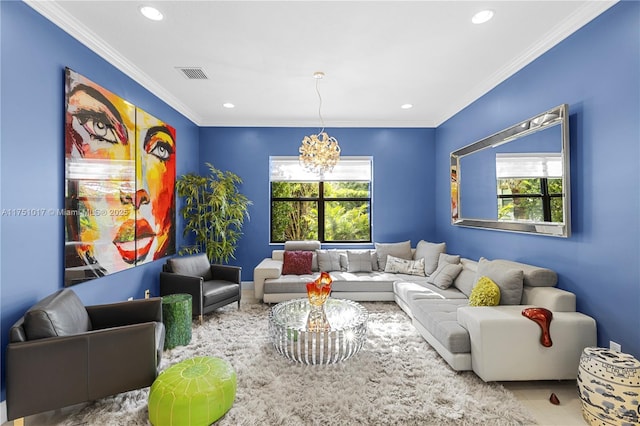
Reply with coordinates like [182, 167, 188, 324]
[162, 294, 192, 349]
[148, 356, 237, 426]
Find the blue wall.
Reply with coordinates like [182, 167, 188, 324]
[0, 1, 199, 400]
[198, 127, 437, 279]
[435, 2, 640, 357]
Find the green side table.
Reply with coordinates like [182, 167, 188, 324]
[162, 294, 192, 350]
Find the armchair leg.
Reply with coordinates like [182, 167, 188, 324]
[237, 300, 241, 309]
[199, 314, 203, 325]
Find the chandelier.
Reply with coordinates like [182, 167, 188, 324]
[299, 72, 340, 175]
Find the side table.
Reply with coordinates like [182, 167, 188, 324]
[578, 347, 640, 425]
[162, 294, 192, 350]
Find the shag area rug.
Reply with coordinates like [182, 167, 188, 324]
[61, 301, 535, 425]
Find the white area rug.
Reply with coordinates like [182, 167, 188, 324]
[61, 301, 535, 425]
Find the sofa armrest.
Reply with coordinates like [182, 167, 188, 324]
[6, 323, 159, 420]
[521, 286, 576, 312]
[254, 258, 283, 300]
[86, 297, 163, 329]
[457, 305, 596, 381]
[211, 264, 241, 284]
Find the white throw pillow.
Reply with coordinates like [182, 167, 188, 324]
[347, 250, 373, 273]
[375, 241, 412, 271]
[414, 240, 446, 276]
[316, 250, 341, 272]
[384, 255, 425, 276]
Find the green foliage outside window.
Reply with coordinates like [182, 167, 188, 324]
[497, 178, 563, 222]
[271, 181, 371, 243]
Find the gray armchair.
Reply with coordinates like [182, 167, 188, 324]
[6, 288, 165, 421]
[160, 253, 241, 323]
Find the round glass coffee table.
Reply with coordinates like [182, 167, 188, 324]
[268, 298, 368, 365]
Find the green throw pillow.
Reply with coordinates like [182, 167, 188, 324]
[469, 276, 501, 306]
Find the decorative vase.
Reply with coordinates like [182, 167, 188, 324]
[306, 272, 332, 332]
[306, 271, 332, 307]
[577, 347, 640, 425]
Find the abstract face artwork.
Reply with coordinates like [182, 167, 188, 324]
[64, 68, 175, 286]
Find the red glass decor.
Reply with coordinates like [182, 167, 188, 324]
[306, 272, 333, 306]
[522, 307, 553, 347]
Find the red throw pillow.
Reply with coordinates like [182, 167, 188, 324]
[282, 250, 313, 275]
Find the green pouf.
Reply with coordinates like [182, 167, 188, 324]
[162, 294, 192, 349]
[148, 356, 237, 426]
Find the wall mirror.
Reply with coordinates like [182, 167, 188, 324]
[450, 104, 570, 237]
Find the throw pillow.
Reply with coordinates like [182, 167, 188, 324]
[375, 241, 412, 271]
[316, 250, 342, 272]
[474, 257, 524, 305]
[469, 276, 501, 306]
[384, 255, 426, 276]
[427, 263, 463, 289]
[347, 250, 373, 273]
[414, 240, 446, 276]
[438, 253, 460, 266]
[282, 250, 313, 275]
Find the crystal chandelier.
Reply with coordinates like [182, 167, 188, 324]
[299, 72, 340, 175]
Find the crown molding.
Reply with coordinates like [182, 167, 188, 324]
[432, 0, 618, 127]
[24, 0, 204, 125]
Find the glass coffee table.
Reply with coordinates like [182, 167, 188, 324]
[268, 298, 368, 365]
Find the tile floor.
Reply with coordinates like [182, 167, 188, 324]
[2, 289, 587, 425]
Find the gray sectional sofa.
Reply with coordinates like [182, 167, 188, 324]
[254, 240, 597, 381]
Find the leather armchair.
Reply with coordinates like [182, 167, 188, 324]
[6, 289, 165, 421]
[160, 253, 241, 323]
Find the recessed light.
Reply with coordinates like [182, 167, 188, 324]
[472, 10, 494, 24]
[140, 6, 163, 21]
[401, 104, 413, 110]
[223, 103, 235, 109]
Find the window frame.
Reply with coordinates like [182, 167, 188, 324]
[269, 156, 373, 244]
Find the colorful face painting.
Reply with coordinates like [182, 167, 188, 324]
[64, 68, 176, 286]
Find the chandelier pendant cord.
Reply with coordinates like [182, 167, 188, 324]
[316, 77, 325, 134]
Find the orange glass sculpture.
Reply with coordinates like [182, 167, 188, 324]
[522, 307, 553, 347]
[306, 272, 333, 307]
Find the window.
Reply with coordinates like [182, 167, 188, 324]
[496, 153, 564, 222]
[270, 157, 372, 243]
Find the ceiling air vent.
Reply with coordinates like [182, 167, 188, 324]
[176, 67, 209, 80]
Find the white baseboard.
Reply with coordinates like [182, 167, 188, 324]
[1, 400, 7, 424]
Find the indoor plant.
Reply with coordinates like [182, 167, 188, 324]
[176, 163, 251, 264]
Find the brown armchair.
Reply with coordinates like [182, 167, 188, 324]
[160, 253, 241, 323]
[6, 288, 165, 422]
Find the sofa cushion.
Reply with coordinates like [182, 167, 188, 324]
[469, 276, 501, 306]
[489, 259, 557, 287]
[427, 263, 463, 289]
[475, 258, 524, 305]
[347, 250, 373, 273]
[317, 250, 342, 272]
[414, 240, 446, 275]
[453, 258, 478, 297]
[375, 241, 412, 271]
[384, 255, 425, 276]
[411, 299, 471, 354]
[169, 254, 212, 281]
[23, 289, 92, 340]
[282, 250, 313, 275]
[284, 240, 321, 251]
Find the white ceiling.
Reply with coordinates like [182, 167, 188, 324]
[27, 1, 616, 128]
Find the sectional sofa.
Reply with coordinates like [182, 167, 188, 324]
[254, 240, 597, 381]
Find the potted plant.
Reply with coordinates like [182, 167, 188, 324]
[175, 163, 251, 264]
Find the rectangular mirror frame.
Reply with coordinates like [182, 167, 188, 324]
[450, 104, 571, 237]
